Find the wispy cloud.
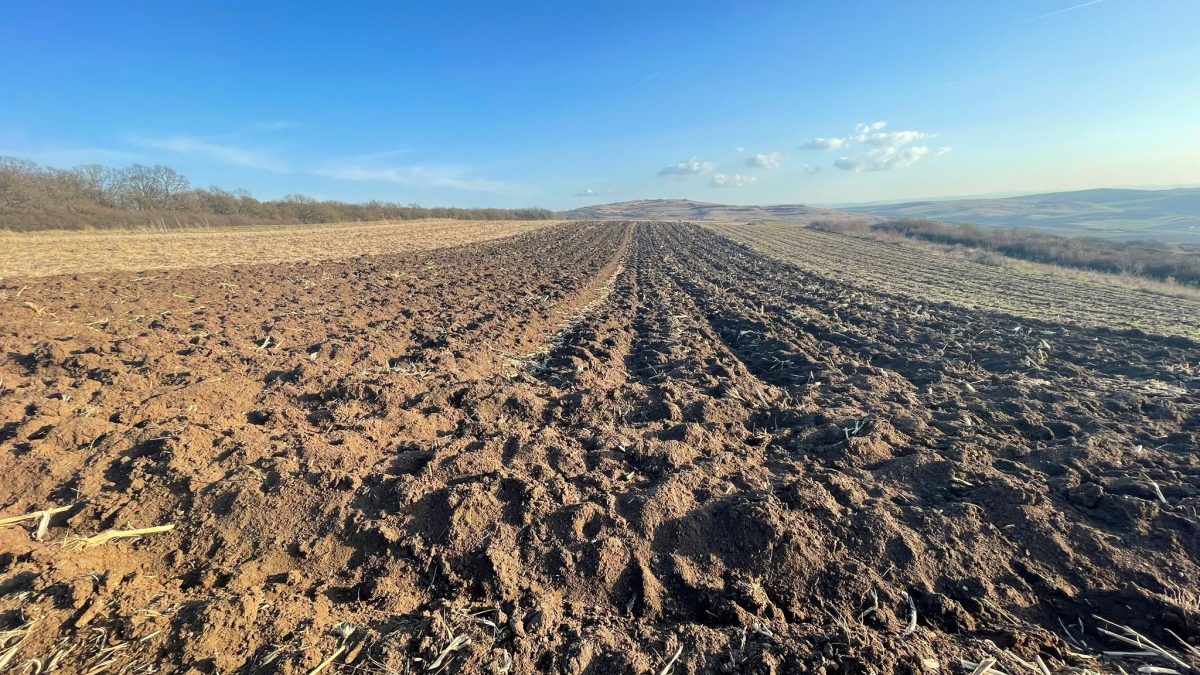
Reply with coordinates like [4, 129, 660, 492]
[124, 120, 302, 172]
[1017, 0, 1105, 23]
[745, 151, 782, 170]
[710, 173, 756, 188]
[332, 148, 414, 162]
[0, 145, 142, 167]
[658, 157, 716, 177]
[4, 123, 520, 196]
[244, 120, 302, 133]
[206, 120, 302, 139]
[802, 164, 821, 175]
[315, 163, 513, 193]
[130, 134, 290, 172]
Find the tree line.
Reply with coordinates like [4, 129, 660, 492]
[0, 156, 557, 231]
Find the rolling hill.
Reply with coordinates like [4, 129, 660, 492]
[840, 187, 1200, 242]
[565, 188, 1200, 243]
[562, 199, 870, 224]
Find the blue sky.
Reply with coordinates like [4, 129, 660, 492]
[1, 1, 1198, 209]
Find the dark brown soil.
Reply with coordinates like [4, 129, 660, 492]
[1, 222, 1198, 674]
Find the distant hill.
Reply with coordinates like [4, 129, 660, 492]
[842, 187, 1200, 242]
[565, 189, 1200, 243]
[563, 198, 869, 224]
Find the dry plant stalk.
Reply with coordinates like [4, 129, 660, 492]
[967, 658, 998, 675]
[0, 504, 74, 541]
[0, 504, 74, 527]
[64, 524, 175, 551]
[426, 634, 471, 671]
[0, 620, 38, 670]
[307, 645, 346, 675]
[1094, 615, 1193, 673]
[659, 645, 684, 675]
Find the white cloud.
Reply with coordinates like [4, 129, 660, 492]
[805, 120, 944, 172]
[851, 122, 931, 148]
[835, 145, 929, 173]
[658, 157, 716, 176]
[735, 146, 745, 153]
[801, 137, 846, 151]
[745, 151, 782, 169]
[936, 146, 953, 156]
[802, 164, 821, 175]
[572, 188, 622, 198]
[315, 164, 511, 192]
[710, 173, 756, 188]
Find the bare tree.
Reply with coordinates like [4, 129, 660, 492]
[0, 156, 40, 208]
[121, 164, 190, 210]
[71, 164, 124, 206]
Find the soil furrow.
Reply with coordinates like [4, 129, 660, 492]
[0, 220, 1197, 674]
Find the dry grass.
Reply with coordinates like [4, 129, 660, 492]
[0, 219, 560, 278]
[1095, 615, 1198, 673]
[858, 226, 1200, 301]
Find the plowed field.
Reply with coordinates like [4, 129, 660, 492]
[1, 222, 1197, 674]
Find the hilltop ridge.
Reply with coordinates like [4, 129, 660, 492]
[563, 198, 868, 224]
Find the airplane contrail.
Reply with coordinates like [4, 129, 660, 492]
[1018, 0, 1106, 24]
[632, 71, 663, 88]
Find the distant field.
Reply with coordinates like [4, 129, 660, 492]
[0, 218, 559, 277]
[711, 221, 1200, 337]
[813, 218, 1200, 287]
[842, 186, 1200, 242]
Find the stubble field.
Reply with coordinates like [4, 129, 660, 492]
[1, 221, 1197, 674]
[0, 219, 558, 278]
